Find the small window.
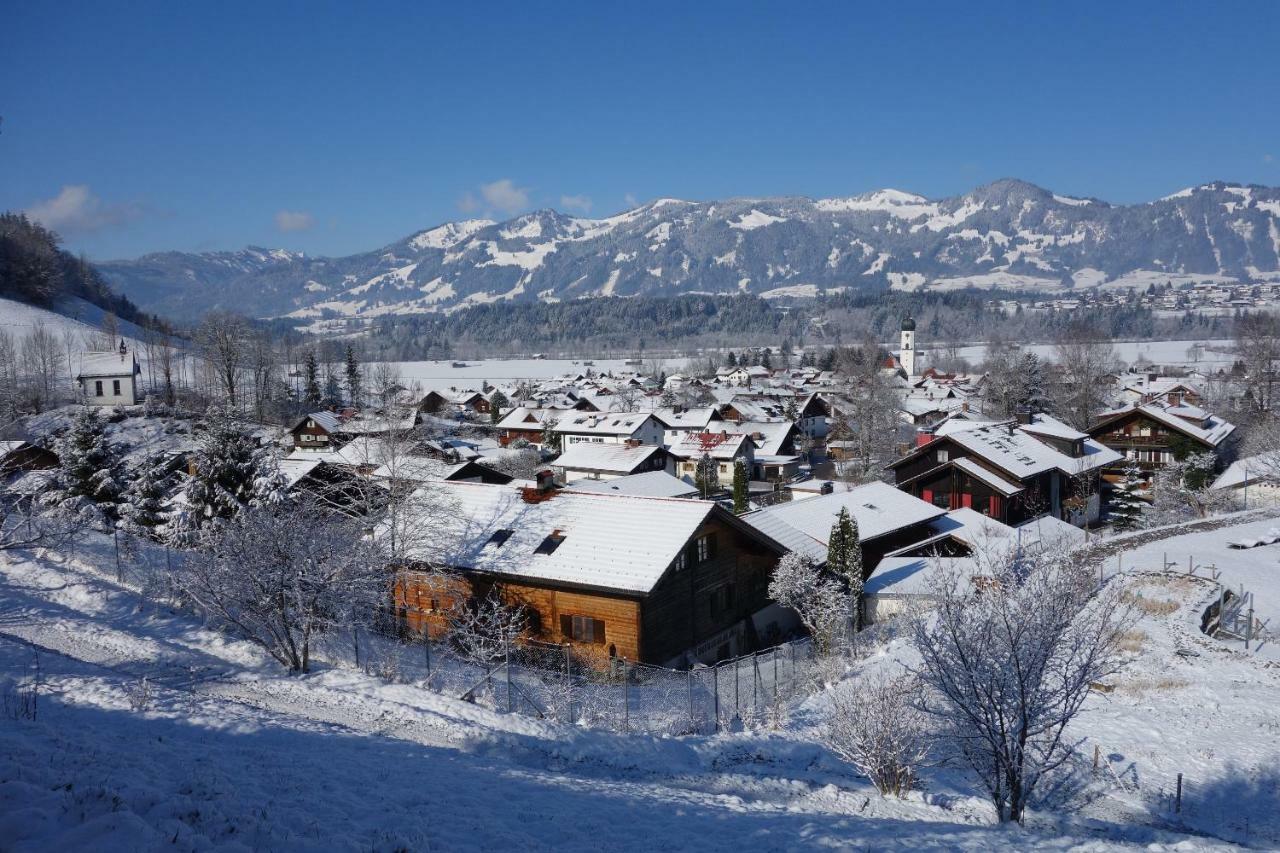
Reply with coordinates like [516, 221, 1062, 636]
[113, 379, 121, 396]
[696, 533, 717, 564]
[936, 449, 949, 463]
[673, 550, 688, 572]
[560, 614, 605, 644]
[94, 380, 103, 397]
[535, 530, 565, 555]
[487, 528, 514, 548]
[307, 420, 315, 428]
[301, 434, 313, 442]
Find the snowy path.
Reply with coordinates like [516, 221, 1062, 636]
[0, 540, 1258, 851]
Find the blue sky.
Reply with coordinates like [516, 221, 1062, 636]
[3, 1, 1278, 260]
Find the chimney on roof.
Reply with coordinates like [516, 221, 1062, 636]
[820, 481, 834, 495]
[624, 438, 642, 448]
[1015, 407, 1033, 425]
[961, 401, 969, 412]
[1168, 391, 1182, 407]
[916, 428, 934, 448]
[1006, 421, 1017, 436]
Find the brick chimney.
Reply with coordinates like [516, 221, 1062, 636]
[916, 428, 935, 448]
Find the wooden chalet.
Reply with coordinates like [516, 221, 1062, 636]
[390, 480, 788, 666]
[886, 413, 1121, 527]
[1087, 402, 1236, 482]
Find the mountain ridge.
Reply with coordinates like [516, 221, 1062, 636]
[96, 179, 1280, 322]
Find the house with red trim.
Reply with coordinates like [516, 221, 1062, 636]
[886, 412, 1121, 526]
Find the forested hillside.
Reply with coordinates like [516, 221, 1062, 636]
[0, 213, 168, 331]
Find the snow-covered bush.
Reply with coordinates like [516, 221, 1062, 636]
[179, 498, 386, 673]
[910, 549, 1131, 823]
[117, 454, 170, 538]
[768, 552, 849, 657]
[825, 673, 930, 797]
[50, 407, 121, 518]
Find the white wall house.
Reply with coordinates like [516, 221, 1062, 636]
[76, 343, 140, 407]
[552, 412, 665, 447]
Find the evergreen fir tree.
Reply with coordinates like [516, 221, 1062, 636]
[760, 348, 772, 369]
[172, 408, 284, 540]
[726, 351, 738, 368]
[659, 387, 677, 407]
[732, 458, 749, 514]
[489, 389, 508, 423]
[118, 454, 169, 537]
[1109, 460, 1146, 532]
[1017, 352, 1049, 414]
[784, 399, 799, 421]
[694, 452, 719, 498]
[827, 506, 864, 626]
[344, 345, 362, 407]
[54, 407, 121, 512]
[541, 418, 562, 453]
[303, 351, 321, 408]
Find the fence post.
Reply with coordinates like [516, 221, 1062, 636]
[1175, 772, 1182, 814]
[789, 643, 796, 696]
[1246, 606, 1254, 650]
[734, 657, 740, 715]
[423, 632, 432, 680]
[752, 653, 759, 710]
[713, 664, 720, 731]
[1092, 744, 1100, 776]
[504, 637, 513, 713]
[622, 658, 629, 733]
[687, 668, 694, 733]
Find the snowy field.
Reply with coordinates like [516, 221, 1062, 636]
[0, 296, 150, 351]
[949, 339, 1236, 370]
[5, 513, 1280, 850]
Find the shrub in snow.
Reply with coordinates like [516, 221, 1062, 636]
[767, 552, 849, 657]
[825, 673, 930, 797]
[179, 498, 386, 673]
[910, 548, 1131, 824]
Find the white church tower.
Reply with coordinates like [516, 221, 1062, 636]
[899, 316, 917, 378]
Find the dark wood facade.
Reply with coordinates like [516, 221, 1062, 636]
[888, 437, 1054, 526]
[1087, 408, 1220, 482]
[392, 513, 784, 666]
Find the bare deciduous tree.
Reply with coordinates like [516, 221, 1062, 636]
[910, 548, 1131, 823]
[180, 498, 387, 672]
[1052, 321, 1116, 430]
[448, 587, 528, 666]
[197, 311, 250, 409]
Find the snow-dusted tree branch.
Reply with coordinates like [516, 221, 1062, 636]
[447, 588, 527, 666]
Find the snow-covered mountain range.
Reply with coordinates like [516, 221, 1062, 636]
[98, 180, 1280, 321]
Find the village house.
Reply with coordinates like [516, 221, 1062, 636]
[390, 480, 789, 665]
[288, 410, 417, 452]
[76, 341, 141, 407]
[668, 430, 755, 485]
[551, 442, 672, 483]
[551, 412, 665, 447]
[1087, 400, 1236, 483]
[887, 412, 1121, 527]
[495, 407, 557, 447]
[1210, 452, 1280, 507]
[0, 441, 59, 476]
[651, 406, 722, 435]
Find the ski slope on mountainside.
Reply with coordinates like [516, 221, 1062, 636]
[3, 519, 1278, 851]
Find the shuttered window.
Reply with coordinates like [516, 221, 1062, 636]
[560, 614, 605, 644]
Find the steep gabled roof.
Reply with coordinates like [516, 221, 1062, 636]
[76, 350, 138, 379]
[395, 481, 783, 594]
[553, 441, 665, 475]
[1092, 402, 1235, 448]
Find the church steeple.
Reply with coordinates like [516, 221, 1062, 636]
[899, 316, 916, 377]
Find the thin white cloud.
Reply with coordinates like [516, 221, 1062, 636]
[479, 179, 530, 215]
[456, 191, 480, 214]
[25, 184, 141, 235]
[560, 194, 593, 214]
[275, 210, 315, 232]
[624, 192, 639, 208]
[1265, 153, 1275, 164]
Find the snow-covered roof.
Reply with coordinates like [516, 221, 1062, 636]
[296, 411, 343, 433]
[552, 412, 656, 436]
[651, 407, 718, 430]
[863, 556, 980, 597]
[372, 456, 474, 482]
[906, 416, 1121, 479]
[1093, 402, 1235, 448]
[740, 421, 796, 456]
[396, 481, 777, 594]
[1211, 452, 1280, 490]
[668, 431, 752, 461]
[950, 457, 1025, 496]
[278, 458, 323, 487]
[552, 442, 664, 475]
[76, 350, 137, 379]
[743, 481, 945, 563]
[564, 471, 699, 499]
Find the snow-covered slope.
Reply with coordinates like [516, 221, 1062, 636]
[0, 296, 150, 350]
[4, 512, 1278, 849]
[97, 180, 1280, 321]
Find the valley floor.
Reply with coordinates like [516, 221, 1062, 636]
[2, 521, 1279, 851]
